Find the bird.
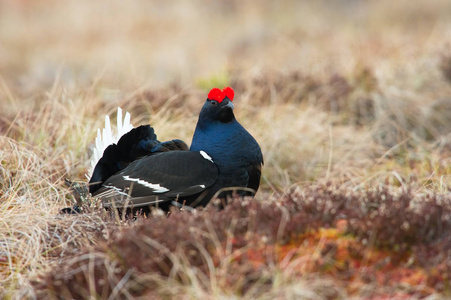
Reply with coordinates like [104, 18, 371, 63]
[87, 86, 263, 211]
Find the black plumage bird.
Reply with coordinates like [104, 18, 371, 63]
[89, 87, 263, 211]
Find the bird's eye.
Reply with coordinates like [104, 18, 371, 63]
[211, 100, 218, 106]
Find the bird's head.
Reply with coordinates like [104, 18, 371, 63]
[199, 87, 235, 123]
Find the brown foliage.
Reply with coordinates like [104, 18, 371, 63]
[35, 185, 451, 298]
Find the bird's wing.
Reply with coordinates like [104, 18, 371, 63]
[92, 151, 218, 208]
[246, 162, 263, 192]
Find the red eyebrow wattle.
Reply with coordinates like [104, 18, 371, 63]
[208, 87, 234, 103]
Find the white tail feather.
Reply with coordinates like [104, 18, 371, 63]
[87, 107, 134, 179]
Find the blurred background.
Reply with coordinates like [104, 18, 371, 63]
[1, 0, 450, 93]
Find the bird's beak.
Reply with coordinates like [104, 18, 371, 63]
[224, 101, 234, 110]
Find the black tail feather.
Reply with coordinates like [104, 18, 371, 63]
[89, 125, 188, 194]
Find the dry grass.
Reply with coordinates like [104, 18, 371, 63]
[1, 0, 451, 298]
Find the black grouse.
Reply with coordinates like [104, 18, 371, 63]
[89, 87, 263, 211]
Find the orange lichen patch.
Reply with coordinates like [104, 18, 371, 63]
[269, 223, 442, 297]
[243, 247, 269, 269]
[335, 219, 348, 233]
